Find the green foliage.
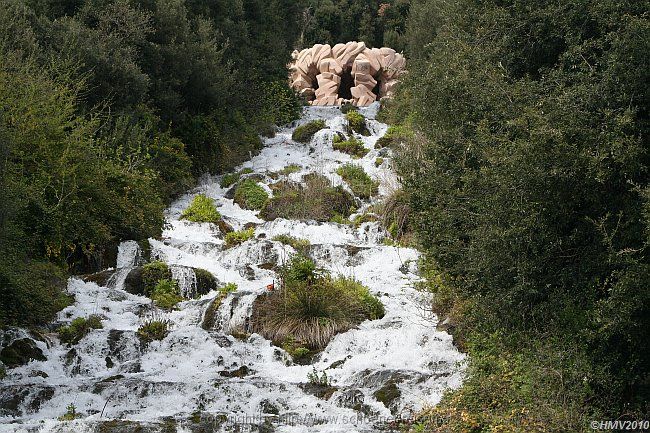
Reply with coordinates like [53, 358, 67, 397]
[375, 126, 412, 149]
[233, 180, 269, 210]
[220, 172, 241, 188]
[137, 319, 171, 344]
[272, 235, 311, 251]
[332, 135, 369, 158]
[150, 279, 183, 310]
[374, 157, 384, 167]
[278, 164, 302, 175]
[58, 403, 79, 421]
[353, 213, 379, 227]
[58, 315, 103, 346]
[292, 120, 326, 143]
[252, 255, 384, 349]
[261, 175, 355, 222]
[141, 261, 172, 296]
[225, 228, 255, 248]
[220, 282, 238, 294]
[345, 111, 369, 136]
[262, 81, 302, 126]
[396, 0, 650, 428]
[180, 194, 221, 223]
[307, 367, 330, 386]
[336, 164, 379, 199]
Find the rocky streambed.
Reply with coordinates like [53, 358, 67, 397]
[0, 104, 464, 433]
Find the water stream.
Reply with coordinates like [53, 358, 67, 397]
[0, 105, 465, 433]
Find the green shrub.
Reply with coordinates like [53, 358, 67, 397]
[58, 315, 103, 346]
[180, 194, 221, 223]
[220, 172, 241, 188]
[233, 179, 269, 210]
[279, 164, 301, 175]
[272, 234, 311, 251]
[375, 125, 412, 149]
[379, 189, 413, 244]
[292, 120, 326, 143]
[340, 103, 356, 114]
[263, 81, 302, 126]
[58, 403, 79, 421]
[346, 111, 369, 135]
[374, 157, 384, 167]
[330, 214, 350, 225]
[332, 135, 368, 158]
[260, 175, 355, 222]
[221, 282, 238, 294]
[353, 213, 379, 227]
[137, 319, 171, 344]
[225, 228, 255, 248]
[307, 367, 331, 386]
[141, 261, 172, 296]
[251, 256, 384, 349]
[336, 164, 379, 199]
[150, 279, 184, 309]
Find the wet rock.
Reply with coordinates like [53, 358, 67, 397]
[299, 382, 338, 400]
[105, 356, 114, 368]
[240, 265, 257, 280]
[118, 360, 142, 374]
[194, 268, 219, 297]
[257, 262, 276, 270]
[373, 380, 401, 412]
[218, 365, 251, 378]
[224, 185, 237, 200]
[123, 266, 145, 295]
[28, 370, 49, 378]
[0, 338, 46, 368]
[333, 388, 374, 415]
[82, 269, 114, 287]
[0, 386, 28, 415]
[243, 222, 259, 230]
[217, 219, 234, 235]
[327, 356, 351, 370]
[345, 245, 369, 256]
[260, 399, 280, 415]
[29, 386, 55, 412]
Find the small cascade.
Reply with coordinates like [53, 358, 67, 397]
[171, 265, 198, 298]
[0, 103, 465, 432]
[107, 241, 142, 290]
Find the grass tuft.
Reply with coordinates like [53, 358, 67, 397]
[332, 135, 368, 158]
[346, 111, 369, 135]
[150, 279, 184, 309]
[292, 120, 326, 143]
[336, 164, 379, 199]
[58, 315, 103, 345]
[225, 228, 255, 248]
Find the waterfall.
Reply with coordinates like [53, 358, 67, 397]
[171, 265, 197, 298]
[0, 103, 465, 432]
[106, 240, 142, 290]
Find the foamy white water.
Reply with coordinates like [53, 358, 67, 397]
[0, 104, 464, 433]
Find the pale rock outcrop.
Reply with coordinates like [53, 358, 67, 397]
[289, 41, 406, 107]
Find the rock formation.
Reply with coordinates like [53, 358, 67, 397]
[289, 42, 406, 107]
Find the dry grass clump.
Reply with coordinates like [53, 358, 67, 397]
[251, 255, 384, 350]
[260, 174, 355, 222]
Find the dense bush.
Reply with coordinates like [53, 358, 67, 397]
[336, 164, 378, 199]
[292, 120, 327, 143]
[252, 255, 384, 349]
[392, 0, 650, 429]
[332, 135, 369, 158]
[180, 194, 221, 223]
[260, 175, 355, 222]
[233, 180, 269, 210]
[58, 316, 103, 346]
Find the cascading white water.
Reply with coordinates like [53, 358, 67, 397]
[106, 241, 142, 291]
[0, 104, 465, 433]
[170, 266, 197, 299]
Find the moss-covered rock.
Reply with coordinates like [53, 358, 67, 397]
[375, 125, 412, 149]
[194, 268, 219, 296]
[346, 111, 369, 135]
[292, 120, 326, 143]
[141, 261, 172, 296]
[233, 179, 269, 210]
[0, 338, 47, 368]
[373, 380, 401, 409]
[336, 164, 379, 199]
[260, 175, 355, 222]
[332, 135, 368, 158]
